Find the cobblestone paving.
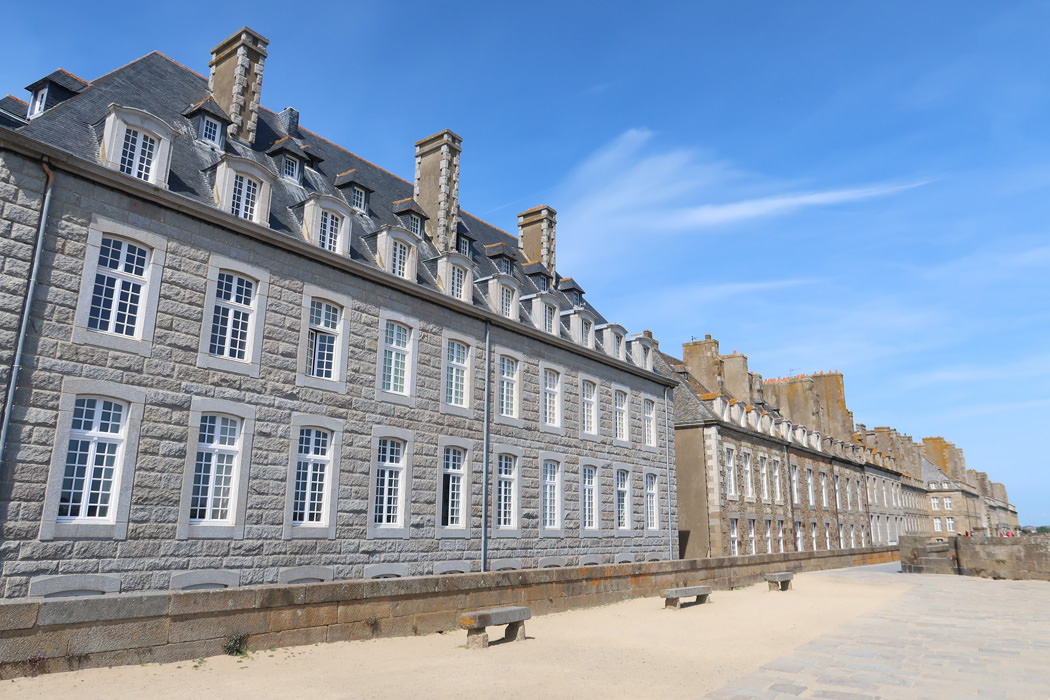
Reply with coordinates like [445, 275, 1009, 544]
[704, 563, 1050, 700]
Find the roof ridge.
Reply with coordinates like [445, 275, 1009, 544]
[4, 94, 27, 106]
[56, 68, 90, 85]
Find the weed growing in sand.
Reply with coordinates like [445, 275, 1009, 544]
[223, 633, 249, 657]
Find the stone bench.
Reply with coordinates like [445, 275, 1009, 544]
[459, 606, 531, 648]
[660, 585, 712, 609]
[765, 571, 794, 591]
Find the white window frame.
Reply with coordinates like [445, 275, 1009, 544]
[493, 346, 523, 428]
[197, 254, 270, 378]
[765, 519, 773, 553]
[612, 384, 631, 446]
[946, 516, 955, 532]
[642, 398, 657, 449]
[440, 329, 475, 418]
[820, 472, 828, 508]
[614, 466, 633, 534]
[580, 460, 601, 537]
[943, 496, 953, 511]
[539, 362, 564, 434]
[367, 426, 414, 539]
[742, 452, 753, 498]
[283, 413, 342, 540]
[795, 521, 804, 551]
[349, 185, 367, 211]
[933, 517, 942, 532]
[748, 518, 757, 555]
[302, 195, 353, 256]
[931, 496, 940, 510]
[778, 520, 785, 553]
[807, 468, 815, 507]
[760, 457, 769, 501]
[773, 460, 782, 502]
[824, 522, 831, 550]
[644, 470, 660, 532]
[40, 379, 146, 541]
[725, 447, 737, 497]
[539, 452, 565, 537]
[28, 86, 47, 118]
[579, 375, 600, 442]
[282, 154, 301, 182]
[791, 464, 800, 505]
[487, 276, 520, 321]
[296, 285, 352, 393]
[730, 518, 739, 556]
[811, 522, 818, 550]
[492, 445, 522, 537]
[71, 218, 167, 357]
[99, 104, 177, 187]
[375, 309, 420, 407]
[437, 436, 472, 539]
[213, 155, 274, 225]
[176, 397, 256, 540]
[199, 115, 222, 146]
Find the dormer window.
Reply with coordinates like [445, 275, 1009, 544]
[376, 227, 418, 281]
[487, 276, 520, 320]
[391, 240, 410, 278]
[282, 155, 301, 182]
[544, 304, 556, 334]
[301, 194, 352, 256]
[457, 235, 471, 257]
[350, 185, 367, 211]
[231, 175, 259, 219]
[582, 319, 594, 348]
[200, 116, 221, 145]
[614, 334, 623, 358]
[319, 211, 341, 252]
[573, 291, 583, 306]
[449, 265, 467, 300]
[407, 213, 423, 237]
[537, 276, 549, 292]
[29, 88, 47, 118]
[212, 154, 275, 225]
[500, 285, 515, 318]
[99, 105, 177, 188]
[499, 257, 512, 275]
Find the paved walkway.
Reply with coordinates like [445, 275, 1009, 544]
[705, 562, 1050, 700]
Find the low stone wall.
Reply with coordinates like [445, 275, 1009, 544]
[0, 546, 897, 678]
[901, 535, 1050, 580]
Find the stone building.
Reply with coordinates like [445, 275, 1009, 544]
[0, 28, 676, 599]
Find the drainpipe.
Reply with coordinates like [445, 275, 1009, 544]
[0, 158, 53, 466]
[664, 385, 673, 561]
[480, 320, 492, 572]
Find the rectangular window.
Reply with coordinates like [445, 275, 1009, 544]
[743, 453, 753, 497]
[449, 264, 466, 300]
[496, 454, 517, 528]
[457, 235, 470, 257]
[765, 520, 773, 553]
[645, 473, 658, 529]
[499, 257, 512, 275]
[318, 211, 341, 252]
[391, 240, 410, 278]
[824, 522, 831, 549]
[350, 185, 366, 210]
[230, 174, 259, 220]
[381, 321, 410, 394]
[544, 304, 556, 334]
[806, 469, 815, 506]
[795, 521, 803, 551]
[730, 518, 739, 556]
[582, 319, 593, 347]
[119, 128, 156, 181]
[811, 522, 818, 550]
[725, 448, 736, 496]
[834, 475, 841, 509]
[748, 519, 756, 555]
[306, 299, 339, 379]
[190, 414, 240, 522]
[444, 340, 468, 407]
[201, 116, 220, 144]
[441, 447, 465, 528]
[946, 517, 955, 531]
[614, 390, 628, 441]
[643, 399, 656, 447]
[29, 88, 47, 117]
[208, 272, 255, 360]
[498, 356, 517, 417]
[821, 473, 828, 508]
[88, 237, 149, 337]
[615, 469, 630, 529]
[760, 457, 768, 500]
[373, 438, 404, 526]
[500, 285, 514, 318]
[931, 496, 939, 510]
[613, 334, 623, 358]
[581, 380, 597, 435]
[58, 398, 126, 520]
[582, 465, 597, 530]
[773, 461, 781, 501]
[542, 460, 560, 529]
[408, 213, 423, 237]
[850, 524, 856, 548]
[778, 520, 785, 553]
[283, 156, 300, 180]
[292, 428, 330, 524]
[542, 368, 561, 427]
[791, 465, 799, 504]
[933, 517, 942, 532]
[839, 524, 845, 549]
[943, 496, 953, 510]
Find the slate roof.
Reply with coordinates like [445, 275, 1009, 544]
[5, 50, 617, 348]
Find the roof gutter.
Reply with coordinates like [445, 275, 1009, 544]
[1, 156, 53, 466]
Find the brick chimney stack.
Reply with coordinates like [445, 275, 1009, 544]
[518, 206, 557, 271]
[208, 27, 268, 145]
[413, 130, 462, 255]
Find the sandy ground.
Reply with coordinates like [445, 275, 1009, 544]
[0, 570, 911, 700]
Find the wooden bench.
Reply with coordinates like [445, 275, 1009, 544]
[459, 606, 531, 648]
[765, 571, 794, 591]
[660, 585, 712, 609]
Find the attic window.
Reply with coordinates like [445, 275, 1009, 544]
[573, 291, 582, 306]
[120, 129, 156, 181]
[498, 257, 512, 275]
[350, 185, 366, 211]
[200, 116, 221, 145]
[457, 235, 470, 257]
[537, 276, 549, 292]
[282, 155, 300, 182]
[407, 213, 423, 237]
[29, 88, 47, 118]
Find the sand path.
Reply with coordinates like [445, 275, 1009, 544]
[0, 568, 911, 699]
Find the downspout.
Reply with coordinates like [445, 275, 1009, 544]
[0, 158, 53, 466]
[784, 443, 794, 551]
[480, 320, 492, 572]
[664, 385, 673, 561]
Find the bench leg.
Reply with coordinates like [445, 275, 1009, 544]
[781, 581, 791, 591]
[466, 628, 489, 649]
[696, 594, 709, 605]
[768, 580, 780, 591]
[664, 596, 681, 609]
[504, 621, 526, 642]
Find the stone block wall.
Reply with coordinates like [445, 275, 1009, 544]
[901, 535, 1050, 581]
[0, 545, 898, 679]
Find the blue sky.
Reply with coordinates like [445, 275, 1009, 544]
[4, 2, 1048, 523]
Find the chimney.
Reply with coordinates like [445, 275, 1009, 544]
[413, 129, 462, 255]
[682, 336, 723, 393]
[209, 27, 269, 146]
[278, 106, 299, 135]
[518, 206, 557, 270]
